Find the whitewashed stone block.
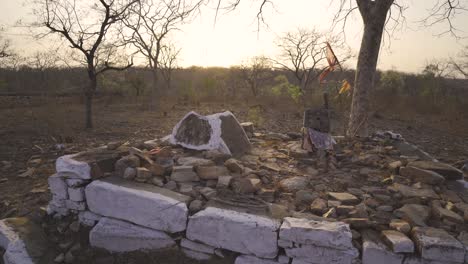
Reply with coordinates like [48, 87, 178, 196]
[65, 200, 86, 211]
[411, 227, 464, 263]
[181, 248, 213, 261]
[85, 177, 190, 233]
[362, 230, 404, 264]
[279, 217, 355, 250]
[187, 207, 280, 258]
[68, 187, 85, 202]
[89, 217, 176, 252]
[56, 154, 91, 179]
[48, 174, 68, 199]
[285, 244, 358, 264]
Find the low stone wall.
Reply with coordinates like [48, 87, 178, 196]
[35, 152, 468, 264]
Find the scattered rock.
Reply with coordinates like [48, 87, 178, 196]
[170, 166, 199, 182]
[197, 166, 229, 180]
[135, 167, 152, 182]
[224, 158, 244, 173]
[381, 230, 414, 253]
[114, 155, 140, 178]
[178, 157, 215, 167]
[389, 219, 411, 234]
[189, 200, 204, 213]
[392, 183, 439, 199]
[279, 177, 308, 192]
[310, 198, 327, 215]
[394, 204, 430, 227]
[411, 227, 465, 263]
[122, 167, 137, 180]
[328, 192, 360, 205]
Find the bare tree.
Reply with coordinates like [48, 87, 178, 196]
[215, 0, 467, 137]
[160, 43, 181, 91]
[0, 27, 12, 59]
[34, 0, 137, 128]
[240, 55, 272, 97]
[122, 0, 202, 110]
[451, 46, 468, 78]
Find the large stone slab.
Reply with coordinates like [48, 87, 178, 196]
[85, 176, 190, 233]
[186, 207, 280, 258]
[169, 111, 251, 156]
[279, 217, 355, 250]
[48, 174, 68, 199]
[408, 161, 463, 181]
[411, 227, 465, 263]
[285, 244, 358, 264]
[56, 149, 121, 179]
[89, 217, 176, 252]
[0, 218, 52, 264]
[235, 255, 280, 264]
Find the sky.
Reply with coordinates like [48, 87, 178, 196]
[1, 0, 467, 73]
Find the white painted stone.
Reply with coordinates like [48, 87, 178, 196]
[56, 154, 91, 179]
[278, 239, 293, 248]
[284, 244, 358, 264]
[278, 255, 290, 264]
[187, 207, 280, 258]
[78, 211, 102, 227]
[403, 256, 461, 264]
[181, 248, 213, 261]
[279, 217, 354, 250]
[180, 238, 216, 254]
[235, 255, 279, 264]
[68, 187, 85, 202]
[65, 200, 86, 211]
[89, 217, 176, 252]
[3, 241, 35, 264]
[85, 177, 190, 233]
[411, 227, 464, 263]
[362, 230, 404, 264]
[48, 174, 68, 199]
[169, 111, 251, 156]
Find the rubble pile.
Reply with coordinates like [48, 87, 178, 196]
[1, 111, 468, 264]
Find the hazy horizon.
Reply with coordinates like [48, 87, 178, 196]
[1, 0, 468, 74]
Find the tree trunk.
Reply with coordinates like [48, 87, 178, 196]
[347, 2, 390, 137]
[150, 68, 158, 111]
[85, 60, 97, 129]
[85, 92, 93, 129]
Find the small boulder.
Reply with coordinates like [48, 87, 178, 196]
[279, 177, 308, 192]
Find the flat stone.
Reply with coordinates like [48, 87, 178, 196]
[394, 204, 430, 227]
[285, 245, 358, 264]
[279, 177, 308, 192]
[411, 227, 465, 263]
[310, 198, 327, 215]
[89, 217, 175, 253]
[85, 176, 190, 233]
[328, 192, 360, 205]
[170, 166, 199, 182]
[235, 255, 279, 264]
[408, 161, 463, 181]
[232, 178, 257, 194]
[381, 230, 414, 253]
[48, 174, 68, 199]
[431, 201, 464, 223]
[457, 231, 468, 263]
[0, 217, 51, 264]
[186, 207, 280, 258]
[177, 157, 215, 167]
[400, 166, 445, 185]
[224, 158, 244, 173]
[393, 183, 439, 199]
[196, 166, 229, 180]
[169, 111, 251, 156]
[279, 217, 354, 250]
[362, 229, 404, 264]
[389, 219, 411, 234]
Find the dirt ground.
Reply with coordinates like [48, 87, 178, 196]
[0, 96, 467, 227]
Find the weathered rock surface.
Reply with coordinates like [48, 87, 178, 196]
[196, 166, 229, 180]
[411, 227, 465, 263]
[392, 183, 439, 199]
[235, 255, 280, 264]
[394, 204, 430, 227]
[408, 161, 463, 181]
[89, 217, 175, 252]
[177, 157, 214, 167]
[85, 176, 190, 233]
[186, 207, 280, 258]
[279, 177, 308, 192]
[48, 174, 68, 199]
[328, 192, 360, 205]
[170, 166, 199, 182]
[57, 149, 120, 179]
[362, 230, 404, 264]
[169, 111, 251, 156]
[381, 230, 414, 253]
[399, 166, 445, 185]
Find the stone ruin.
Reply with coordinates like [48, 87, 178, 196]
[1, 111, 468, 264]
